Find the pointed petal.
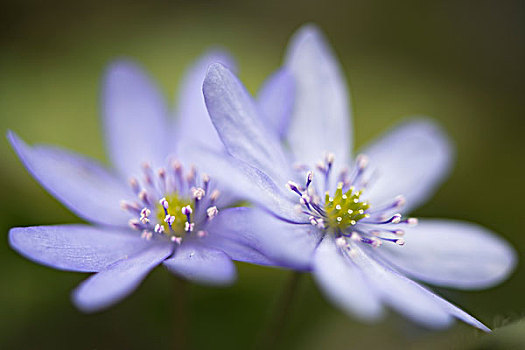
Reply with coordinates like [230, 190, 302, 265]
[174, 50, 237, 153]
[285, 24, 352, 172]
[72, 242, 172, 312]
[102, 60, 169, 178]
[8, 131, 134, 226]
[350, 242, 477, 330]
[163, 239, 236, 286]
[313, 236, 383, 321]
[360, 118, 453, 212]
[204, 207, 317, 270]
[256, 68, 295, 138]
[203, 63, 291, 183]
[376, 219, 516, 290]
[9, 225, 153, 272]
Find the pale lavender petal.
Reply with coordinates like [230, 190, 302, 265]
[202, 209, 276, 266]
[185, 146, 303, 222]
[285, 24, 352, 173]
[256, 68, 295, 138]
[203, 63, 292, 183]
[163, 239, 236, 285]
[9, 225, 153, 272]
[360, 118, 453, 212]
[102, 60, 169, 178]
[174, 50, 236, 154]
[375, 219, 516, 290]
[72, 241, 173, 312]
[313, 236, 383, 321]
[8, 131, 134, 226]
[203, 207, 317, 270]
[349, 242, 456, 330]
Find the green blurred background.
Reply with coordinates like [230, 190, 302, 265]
[1, 0, 524, 349]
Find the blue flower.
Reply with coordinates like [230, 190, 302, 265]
[7, 51, 269, 312]
[197, 25, 517, 331]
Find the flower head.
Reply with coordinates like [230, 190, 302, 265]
[197, 25, 517, 331]
[7, 51, 267, 312]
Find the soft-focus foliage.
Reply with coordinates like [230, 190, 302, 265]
[1, 0, 523, 349]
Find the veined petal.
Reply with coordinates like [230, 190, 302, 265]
[312, 236, 383, 321]
[72, 241, 173, 312]
[9, 225, 153, 272]
[375, 219, 516, 290]
[102, 60, 169, 178]
[256, 68, 295, 138]
[204, 207, 318, 270]
[359, 118, 453, 212]
[8, 131, 134, 226]
[202, 208, 276, 266]
[350, 242, 489, 331]
[174, 50, 236, 154]
[203, 63, 291, 183]
[185, 146, 303, 222]
[285, 24, 352, 173]
[163, 239, 236, 286]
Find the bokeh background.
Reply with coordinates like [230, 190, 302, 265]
[1, 0, 524, 349]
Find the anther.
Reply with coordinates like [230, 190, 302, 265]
[138, 190, 150, 206]
[192, 187, 205, 200]
[185, 222, 195, 232]
[197, 230, 207, 238]
[128, 219, 141, 230]
[154, 224, 165, 233]
[207, 206, 218, 220]
[164, 215, 175, 226]
[210, 189, 220, 202]
[159, 197, 169, 209]
[335, 236, 348, 249]
[356, 154, 369, 170]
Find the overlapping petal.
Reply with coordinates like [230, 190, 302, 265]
[257, 68, 295, 138]
[359, 118, 453, 212]
[8, 131, 134, 226]
[102, 60, 169, 178]
[375, 219, 516, 290]
[163, 239, 236, 285]
[174, 50, 236, 154]
[285, 24, 352, 174]
[9, 225, 153, 272]
[204, 207, 318, 270]
[203, 63, 292, 183]
[312, 236, 383, 320]
[349, 242, 490, 331]
[72, 241, 173, 312]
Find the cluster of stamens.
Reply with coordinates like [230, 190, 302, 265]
[287, 153, 417, 251]
[121, 161, 220, 244]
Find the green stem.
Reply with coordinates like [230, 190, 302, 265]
[256, 271, 302, 350]
[172, 277, 188, 350]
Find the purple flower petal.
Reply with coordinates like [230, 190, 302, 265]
[256, 68, 295, 138]
[174, 50, 237, 155]
[163, 239, 236, 286]
[185, 146, 303, 222]
[312, 236, 384, 321]
[375, 219, 516, 290]
[102, 60, 169, 178]
[9, 225, 153, 272]
[349, 242, 489, 331]
[359, 118, 453, 212]
[72, 241, 173, 312]
[285, 24, 352, 174]
[204, 207, 317, 270]
[8, 131, 134, 226]
[203, 63, 292, 184]
[202, 209, 276, 266]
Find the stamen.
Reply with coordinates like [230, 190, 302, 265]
[206, 206, 218, 220]
[192, 187, 205, 201]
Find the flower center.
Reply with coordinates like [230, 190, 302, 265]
[120, 161, 219, 244]
[287, 153, 416, 249]
[156, 193, 193, 236]
[324, 184, 370, 230]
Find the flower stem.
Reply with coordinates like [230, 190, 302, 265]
[172, 276, 188, 350]
[256, 271, 302, 349]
